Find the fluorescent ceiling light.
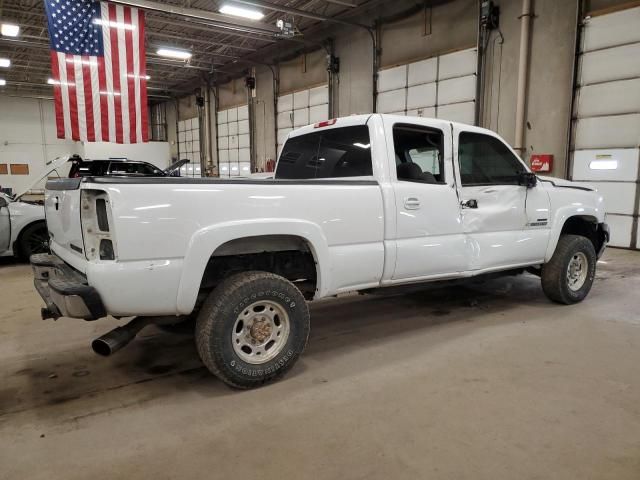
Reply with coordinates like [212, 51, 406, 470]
[47, 78, 75, 87]
[93, 19, 135, 30]
[1, 23, 19, 37]
[0, 79, 6, 86]
[220, 4, 264, 20]
[589, 159, 618, 170]
[0, 58, 9, 68]
[353, 142, 370, 149]
[157, 48, 192, 60]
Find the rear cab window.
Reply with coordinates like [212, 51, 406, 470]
[393, 124, 445, 184]
[275, 125, 373, 179]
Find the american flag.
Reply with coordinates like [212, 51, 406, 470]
[45, 0, 148, 143]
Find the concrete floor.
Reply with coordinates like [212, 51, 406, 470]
[1, 249, 639, 480]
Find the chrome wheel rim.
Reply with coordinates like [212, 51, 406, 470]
[232, 300, 290, 365]
[567, 252, 588, 291]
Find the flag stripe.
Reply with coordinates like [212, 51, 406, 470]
[89, 59, 102, 142]
[100, 2, 115, 142]
[66, 58, 80, 140]
[50, 51, 65, 139]
[74, 57, 87, 141]
[138, 9, 148, 142]
[109, 3, 123, 143]
[132, 8, 141, 143]
[58, 52, 72, 140]
[115, 4, 129, 143]
[81, 56, 96, 141]
[124, 7, 137, 143]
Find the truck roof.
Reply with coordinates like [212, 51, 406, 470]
[287, 113, 498, 141]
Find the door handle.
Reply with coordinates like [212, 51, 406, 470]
[404, 197, 421, 210]
[461, 199, 478, 209]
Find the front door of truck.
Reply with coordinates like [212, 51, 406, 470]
[389, 119, 468, 280]
[0, 195, 11, 253]
[453, 126, 551, 271]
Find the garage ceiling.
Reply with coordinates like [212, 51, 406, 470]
[0, 0, 382, 99]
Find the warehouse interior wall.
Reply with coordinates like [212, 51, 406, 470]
[254, 66, 277, 171]
[335, 28, 374, 116]
[0, 96, 82, 194]
[378, 0, 477, 68]
[155, 0, 638, 180]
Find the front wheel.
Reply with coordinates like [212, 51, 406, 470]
[541, 234, 596, 304]
[195, 271, 310, 389]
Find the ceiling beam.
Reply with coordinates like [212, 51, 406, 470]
[230, 0, 370, 27]
[110, 0, 280, 34]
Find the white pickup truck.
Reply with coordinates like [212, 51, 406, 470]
[32, 114, 609, 388]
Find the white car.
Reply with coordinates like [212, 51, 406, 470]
[32, 114, 609, 388]
[0, 155, 72, 259]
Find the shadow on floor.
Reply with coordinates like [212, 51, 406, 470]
[1, 273, 549, 417]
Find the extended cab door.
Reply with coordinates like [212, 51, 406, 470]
[387, 117, 467, 280]
[453, 125, 551, 270]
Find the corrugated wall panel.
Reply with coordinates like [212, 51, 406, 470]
[571, 5, 640, 249]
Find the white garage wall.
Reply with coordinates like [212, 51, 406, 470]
[376, 47, 477, 124]
[0, 96, 82, 195]
[570, 6, 640, 249]
[177, 118, 202, 177]
[217, 104, 250, 177]
[277, 84, 329, 156]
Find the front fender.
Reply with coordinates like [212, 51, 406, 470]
[175, 218, 330, 314]
[544, 206, 602, 262]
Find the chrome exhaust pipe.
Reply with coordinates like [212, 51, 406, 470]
[91, 317, 150, 356]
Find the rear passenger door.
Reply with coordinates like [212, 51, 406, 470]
[388, 118, 467, 280]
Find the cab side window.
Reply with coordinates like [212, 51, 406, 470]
[458, 132, 525, 186]
[393, 125, 445, 184]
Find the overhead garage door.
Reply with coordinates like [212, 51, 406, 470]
[277, 84, 329, 155]
[570, 6, 640, 249]
[217, 104, 250, 177]
[178, 117, 202, 177]
[376, 47, 477, 125]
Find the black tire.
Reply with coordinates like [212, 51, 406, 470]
[18, 222, 49, 260]
[195, 271, 310, 389]
[541, 234, 596, 304]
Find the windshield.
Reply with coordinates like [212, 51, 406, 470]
[275, 126, 373, 179]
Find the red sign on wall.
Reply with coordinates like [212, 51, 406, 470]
[530, 154, 553, 173]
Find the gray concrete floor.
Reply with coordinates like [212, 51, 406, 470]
[1, 249, 639, 480]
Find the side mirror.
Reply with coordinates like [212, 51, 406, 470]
[0, 197, 7, 209]
[518, 171, 537, 188]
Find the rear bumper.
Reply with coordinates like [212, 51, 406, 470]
[30, 253, 106, 320]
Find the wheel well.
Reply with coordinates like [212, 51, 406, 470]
[13, 220, 46, 255]
[198, 235, 318, 303]
[560, 216, 605, 253]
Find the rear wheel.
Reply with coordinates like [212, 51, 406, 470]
[195, 271, 310, 389]
[541, 234, 596, 304]
[18, 222, 49, 260]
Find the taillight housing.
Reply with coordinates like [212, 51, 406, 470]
[81, 189, 117, 261]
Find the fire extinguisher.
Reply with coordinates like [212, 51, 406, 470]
[266, 159, 276, 172]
